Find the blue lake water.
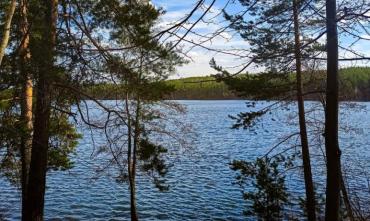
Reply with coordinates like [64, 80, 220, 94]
[1, 100, 370, 220]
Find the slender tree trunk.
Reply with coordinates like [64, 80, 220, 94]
[324, 0, 341, 220]
[24, 0, 58, 220]
[19, 0, 33, 219]
[130, 98, 141, 221]
[0, 0, 17, 66]
[20, 75, 33, 220]
[129, 149, 138, 221]
[129, 180, 138, 221]
[125, 92, 138, 221]
[129, 167, 138, 221]
[292, 1, 316, 220]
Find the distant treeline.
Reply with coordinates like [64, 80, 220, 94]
[166, 76, 236, 100]
[86, 76, 237, 100]
[339, 67, 370, 101]
[87, 67, 370, 101]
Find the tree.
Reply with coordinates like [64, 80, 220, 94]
[231, 156, 289, 220]
[324, 0, 341, 220]
[18, 0, 33, 217]
[0, 0, 208, 219]
[210, 0, 370, 219]
[292, 1, 316, 220]
[1, 0, 80, 219]
[0, 0, 16, 66]
[215, 1, 323, 219]
[100, 7, 186, 218]
[54, 0, 188, 220]
[24, 0, 58, 219]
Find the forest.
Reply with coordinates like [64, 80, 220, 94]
[0, 0, 370, 221]
[88, 67, 370, 100]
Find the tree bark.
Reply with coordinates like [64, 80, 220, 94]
[130, 98, 141, 221]
[129, 163, 138, 221]
[292, 1, 317, 221]
[0, 0, 17, 66]
[125, 92, 139, 221]
[129, 172, 138, 221]
[324, 0, 341, 220]
[24, 0, 58, 220]
[19, 0, 33, 219]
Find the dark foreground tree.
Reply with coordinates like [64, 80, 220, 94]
[324, 0, 341, 220]
[292, 1, 316, 220]
[18, 0, 33, 217]
[24, 0, 58, 219]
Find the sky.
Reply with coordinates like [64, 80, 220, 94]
[151, 0, 251, 78]
[151, 0, 370, 79]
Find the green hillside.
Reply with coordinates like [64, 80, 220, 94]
[87, 67, 370, 101]
[167, 67, 370, 101]
[166, 76, 236, 100]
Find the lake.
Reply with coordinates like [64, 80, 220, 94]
[1, 100, 370, 220]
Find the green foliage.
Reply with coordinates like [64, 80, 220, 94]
[91, 0, 162, 48]
[88, 0, 187, 198]
[134, 81, 176, 101]
[87, 76, 233, 100]
[222, 0, 324, 71]
[340, 67, 370, 85]
[167, 76, 234, 99]
[229, 106, 267, 129]
[85, 67, 370, 100]
[0, 89, 81, 182]
[0, 99, 21, 185]
[138, 139, 169, 191]
[220, 72, 293, 100]
[339, 67, 370, 100]
[231, 156, 289, 220]
[48, 113, 81, 171]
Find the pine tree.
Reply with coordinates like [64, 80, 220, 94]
[89, 2, 186, 219]
[217, 1, 325, 219]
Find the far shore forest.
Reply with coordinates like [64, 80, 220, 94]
[89, 67, 370, 101]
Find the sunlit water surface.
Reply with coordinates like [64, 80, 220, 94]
[1, 100, 369, 220]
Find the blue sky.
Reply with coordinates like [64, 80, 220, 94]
[151, 0, 370, 78]
[152, 0, 251, 78]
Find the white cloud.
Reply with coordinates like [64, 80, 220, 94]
[155, 0, 370, 78]
[153, 0, 255, 78]
[156, 0, 370, 78]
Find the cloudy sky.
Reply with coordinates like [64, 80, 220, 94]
[151, 0, 251, 78]
[151, 0, 370, 79]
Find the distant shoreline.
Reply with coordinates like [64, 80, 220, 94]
[84, 98, 370, 102]
[86, 67, 370, 102]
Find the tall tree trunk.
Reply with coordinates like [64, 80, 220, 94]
[292, 1, 316, 221]
[0, 0, 17, 66]
[24, 0, 58, 220]
[130, 98, 141, 221]
[324, 0, 341, 220]
[125, 92, 138, 221]
[19, 0, 33, 219]
[125, 93, 138, 221]
[129, 148, 138, 221]
[129, 180, 138, 221]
